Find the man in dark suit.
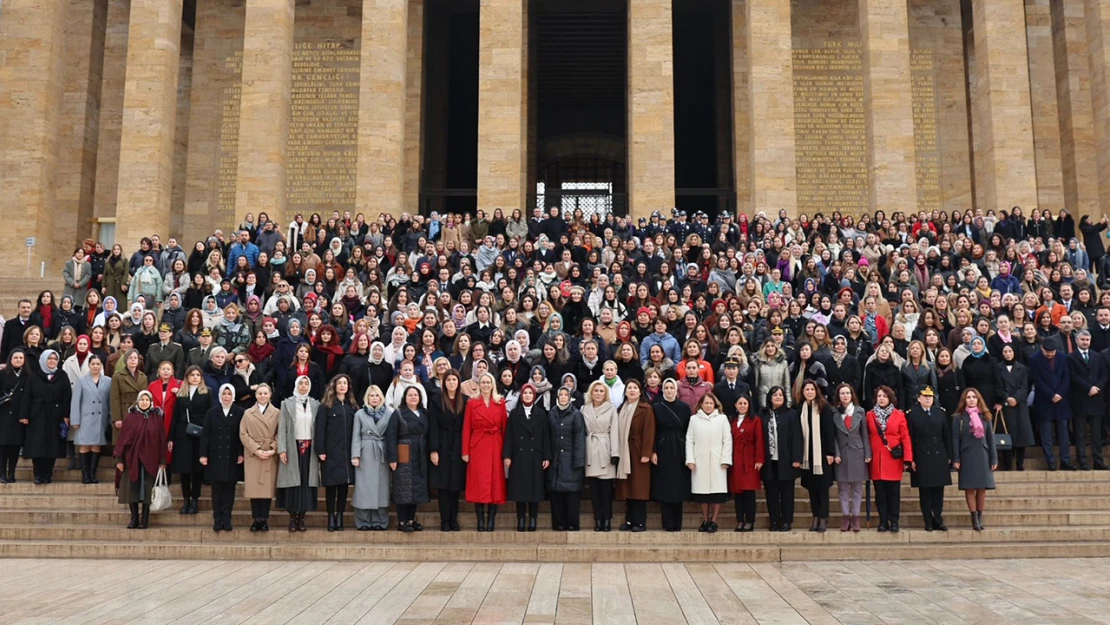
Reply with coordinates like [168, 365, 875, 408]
[1030, 336, 1075, 471]
[1070, 330, 1108, 470]
[1092, 307, 1110, 354]
[713, 359, 750, 419]
[760, 392, 803, 531]
[0, 299, 34, 362]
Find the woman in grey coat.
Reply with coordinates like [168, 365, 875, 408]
[830, 383, 869, 532]
[351, 386, 392, 530]
[952, 388, 997, 532]
[276, 375, 320, 532]
[70, 355, 111, 484]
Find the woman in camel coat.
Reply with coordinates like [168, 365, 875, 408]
[240, 384, 280, 531]
[615, 380, 655, 532]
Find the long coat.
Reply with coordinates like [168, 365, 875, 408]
[900, 362, 938, 409]
[547, 403, 586, 493]
[935, 368, 965, 419]
[314, 401, 356, 486]
[0, 368, 28, 447]
[109, 369, 148, 437]
[102, 258, 129, 305]
[387, 406, 431, 505]
[169, 388, 212, 474]
[761, 408, 803, 481]
[70, 374, 111, 446]
[1067, 349, 1108, 418]
[831, 405, 870, 483]
[685, 410, 732, 494]
[583, 403, 621, 479]
[961, 354, 1001, 407]
[867, 409, 912, 481]
[20, 369, 71, 459]
[998, 362, 1035, 448]
[428, 398, 467, 492]
[276, 396, 320, 488]
[728, 414, 765, 492]
[240, 403, 280, 499]
[799, 402, 837, 490]
[616, 402, 656, 501]
[462, 397, 508, 503]
[1028, 351, 1072, 422]
[952, 412, 997, 490]
[503, 403, 552, 503]
[863, 360, 903, 409]
[351, 407, 392, 510]
[906, 405, 952, 488]
[651, 399, 691, 502]
[199, 404, 245, 483]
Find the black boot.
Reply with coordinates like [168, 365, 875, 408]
[475, 504, 487, 532]
[78, 453, 89, 484]
[971, 513, 982, 531]
[976, 511, 985, 530]
[139, 505, 150, 529]
[336, 511, 344, 531]
[127, 503, 139, 529]
[517, 512, 526, 532]
[528, 514, 538, 532]
[487, 505, 497, 532]
[88, 454, 100, 483]
[327, 513, 337, 532]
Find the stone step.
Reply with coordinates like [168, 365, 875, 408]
[0, 508, 1098, 529]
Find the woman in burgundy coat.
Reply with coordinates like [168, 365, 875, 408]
[866, 385, 913, 532]
[728, 394, 764, 532]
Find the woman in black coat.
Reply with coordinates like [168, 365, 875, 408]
[428, 369, 467, 531]
[797, 380, 836, 532]
[314, 375, 358, 531]
[168, 366, 213, 514]
[387, 385, 431, 532]
[826, 336, 863, 400]
[761, 387, 803, 531]
[906, 387, 952, 531]
[0, 349, 29, 483]
[338, 333, 372, 403]
[934, 349, 965, 418]
[199, 384, 244, 532]
[997, 345, 1034, 470]
[504, 384, 552, 532]
[368, 342, 394, 395]
[651, 378, 691, 531]
[863, 344, 903, 409]
[21, 349, 71, 484]
[960, 337, 1000, 408]
[547, 386, 586, 531]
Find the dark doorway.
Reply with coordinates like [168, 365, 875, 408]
[673, 0, 735, 220]
[421, 0, 478, 215]
[534, 0, 628, 218]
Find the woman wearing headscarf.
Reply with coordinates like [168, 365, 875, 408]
[351, 386, 392, 531]
[383, 326, 409, 368]
[200, 384, 244, 532]
[274, 319, 307, 395]
[315, 375, 358, 531]
[240, 384, 280, 532]
[650, 378, 691, 531]
[0, 349, 29, 483]
[277, 375, 320, 531]
[997, 343, 1034, 471]
[961, 335, 1000, 411]
[583, 379, 621, 532]
[169, 366, 211, 514]
[953, 388, 997, 531]
[614, 379, 655, 532]
[429, 369, 467, 531]
[547, 385, 586, 531]
[21, 349, 71, 484]
[503, 383, 551, 532]
[462, 372, 508, 531]
[70, 354, 111, 484]
[115, 390, 167, 529]
[366, 341, 394, 396]
[388, 385, 432, 532]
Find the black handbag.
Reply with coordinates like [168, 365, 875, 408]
[185, 423, 203, 438]
[877, 424, 904, 459]
[993, 408, 1013, 451]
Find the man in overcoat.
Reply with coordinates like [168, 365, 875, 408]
[1068, 331, 1108, 470]
[1029, 337, 1076, 470]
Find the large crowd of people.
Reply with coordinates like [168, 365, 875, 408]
[0, 204, 1104, 534]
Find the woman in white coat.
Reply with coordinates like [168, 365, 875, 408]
[599, 361, 625, 409]
[686, 393, 732, 533]
[70, 354, 111, 484]
[583, 379, 621, 532]
[351, 386, 393, 530]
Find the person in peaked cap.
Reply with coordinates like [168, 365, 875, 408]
[1028, 335, 1075, 471]
[146, 322, 185, 378]
[714, 358, 751, 420]
[905, 385, 952, 531]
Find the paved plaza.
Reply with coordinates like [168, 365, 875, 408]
[0, 558, 1105, 624]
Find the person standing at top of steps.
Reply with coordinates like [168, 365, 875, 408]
[462, 372, 507, 532]
[240, 384, 279, 532]
[952, 388, 998, 531]
[906, 386, 951, 532]
[115, 390, 166, 529]
[200, 384, 244, 532]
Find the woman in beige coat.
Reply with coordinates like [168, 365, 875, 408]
[240, 384, 280, 531]
[583, 380, 621, 532]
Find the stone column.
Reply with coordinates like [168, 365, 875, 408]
[745, 0, 797, 216]
[627, 0, 675, 218]
[971, 0, 1038, 214]
[859, 0, 917, 215]
[115, 0, 184, 248]
[403, 0, 425, 213]
[93, 0, 131, 224]
[233, 0, 295, 229]
[357, 0, 409, 218]
[1054, 0, 1099, 216]
[477, 0, 529, 216]
[0, 0, 67, 271]
[1085, 0, 1110, 214]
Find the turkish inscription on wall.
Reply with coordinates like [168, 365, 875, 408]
[217, 51, 244, 221]
[793, 40, 869, 216]
[911, 48, 941, 212]
[288, 41, 360, 212]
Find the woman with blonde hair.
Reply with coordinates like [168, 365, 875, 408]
[352, 385, 392, 531]
[462, 371, 507, 531]
[583, 379, 621, 531]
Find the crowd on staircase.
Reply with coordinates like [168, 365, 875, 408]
[0, 205, 1105, 535]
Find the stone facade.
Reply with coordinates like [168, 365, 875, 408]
[8, 0, 1110, 272]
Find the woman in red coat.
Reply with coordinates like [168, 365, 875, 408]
[728, 394, 764, 532]
[866, 385, 913, 532]
[148, 361, 181, 463]
[462, 371, 507, 531]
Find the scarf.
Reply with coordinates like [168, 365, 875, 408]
[799, 401, 824, 475]
[292, 375, 312, 400]
[831, 348, 847, 367]
[39, 350, 59, 375]
[967, 406, 985, 439]
[248, 340, 275, 364]
[530, 374, 553, 396]
[873, 404, 894, 433]
[365, 403, 388, 422]
[235, 362, 255, 386]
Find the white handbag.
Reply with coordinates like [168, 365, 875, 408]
[150, 467, 172, 513]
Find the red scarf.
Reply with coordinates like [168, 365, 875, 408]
[248, 341, 275, 364]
